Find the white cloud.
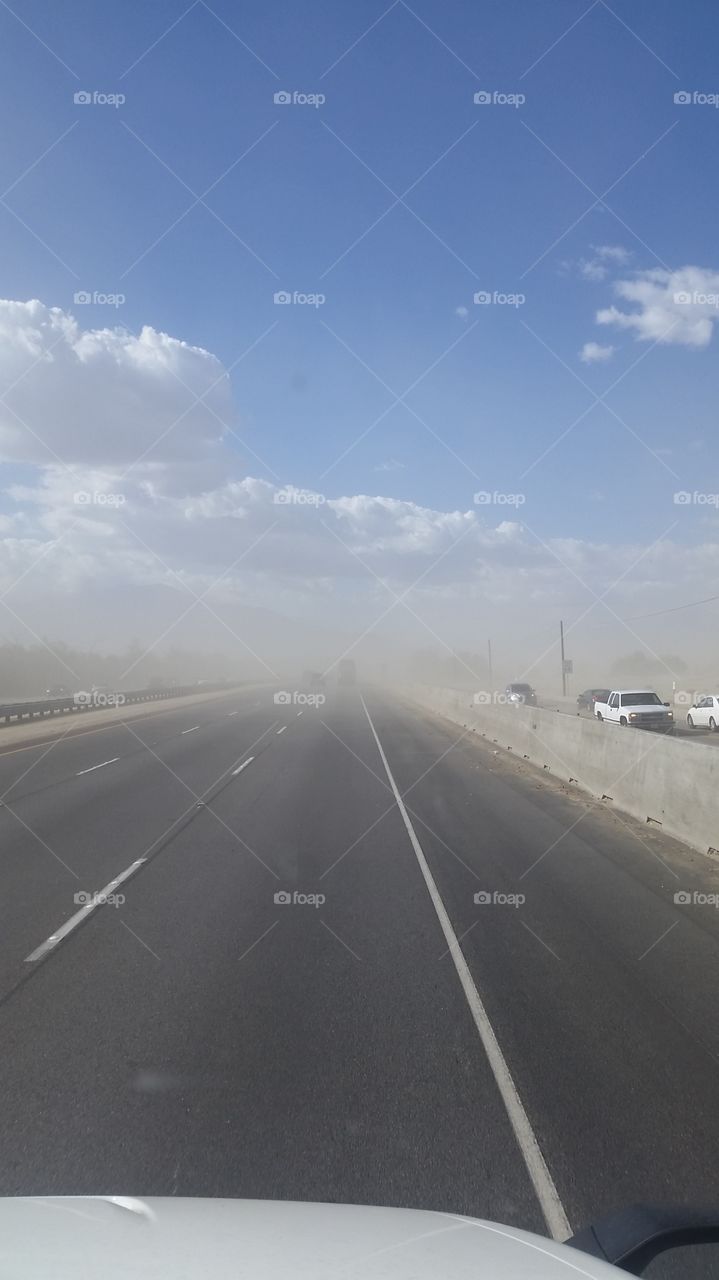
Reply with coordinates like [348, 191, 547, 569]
[0, 300, 234, 486]
[576, 245, 631, 282]
[0, 466, 713, 604]
[0, 297, 717, 671]
[579, 259, 609, 282]
[594, 245, 631, 264]
[579, 341, 614, 363]
[2, 459, 719, 680]
[455, 305, 469, 319]
[373, 459, 405, 473]
[596, 266, 719, 347]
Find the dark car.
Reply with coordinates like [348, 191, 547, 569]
[577, 687, 611, 712]
[505, 682, 537, 706]
[302, 670, 326, 690]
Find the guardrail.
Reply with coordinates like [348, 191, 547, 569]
[0, 684, 237, 727]
[405, 684, 719, 859]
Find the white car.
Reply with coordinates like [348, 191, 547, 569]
[686, 694, 719, 731]
[2, 1196, 719, 1280]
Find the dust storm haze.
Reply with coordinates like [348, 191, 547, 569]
[0, 301, 715, 702]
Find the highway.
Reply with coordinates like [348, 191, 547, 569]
[541, 697, 719, 746]
[1, 683, 719, 1237]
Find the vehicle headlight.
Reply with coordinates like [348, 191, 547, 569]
[667, 711, 673, 718]
[629, 712, 639, 718]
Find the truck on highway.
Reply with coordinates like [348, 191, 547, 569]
[593, 689, 674, 733]
[504, 681, 537, 707]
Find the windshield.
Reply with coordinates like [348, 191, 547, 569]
[1, 0, 718, 1258]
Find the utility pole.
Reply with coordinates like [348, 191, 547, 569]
[487, 638, 493, 690]
[560, 619, 566, 696]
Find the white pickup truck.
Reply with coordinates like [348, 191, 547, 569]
[593, 689, 674, 733]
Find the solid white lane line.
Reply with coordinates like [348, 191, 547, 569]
[25, 857, 147, 963]
[232, 756, 255, 775]
[360, 694, 571, 1242]
[276, 725, 287, 735]
[76, 757, 119, 776]
[181, 725, 199, 734]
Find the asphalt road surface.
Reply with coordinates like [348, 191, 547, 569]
[1, 683, 719, 1241]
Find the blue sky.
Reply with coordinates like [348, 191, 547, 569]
[0, 0, 718, 670]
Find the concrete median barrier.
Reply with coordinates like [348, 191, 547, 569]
[404, 685, 719, 858]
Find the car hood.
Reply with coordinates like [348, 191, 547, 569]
[0, 1197, 622, 1280]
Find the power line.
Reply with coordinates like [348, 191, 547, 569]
[626, 593, 719, 621]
